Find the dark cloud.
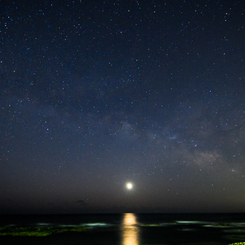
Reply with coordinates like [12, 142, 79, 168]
[76, 200, 87, 206]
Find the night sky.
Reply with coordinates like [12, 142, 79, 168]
[1, 0, 245, 214]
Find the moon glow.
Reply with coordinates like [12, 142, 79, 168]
[126, 183, 133, 190]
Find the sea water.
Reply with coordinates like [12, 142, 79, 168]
[0, 213, 245, 245]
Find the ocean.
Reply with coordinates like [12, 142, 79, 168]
[0, 213, 245, 245]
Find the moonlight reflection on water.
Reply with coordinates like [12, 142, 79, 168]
[121, 213, 140, 245]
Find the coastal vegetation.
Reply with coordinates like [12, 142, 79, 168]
[0, 225, 86, 237]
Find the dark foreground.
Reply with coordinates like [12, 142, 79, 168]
[0, 213, 245, 245]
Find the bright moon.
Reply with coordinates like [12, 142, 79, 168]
[126, 183, 133, 189]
